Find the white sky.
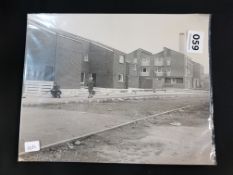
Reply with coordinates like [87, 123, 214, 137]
[29, 14, 210, 73]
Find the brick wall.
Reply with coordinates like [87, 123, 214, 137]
[138, 49, 153, 78]
[81, 41, 91, 83]
[125, 52, 139, 88]
[166, 49, 185, 77]
[112, 53, 127, 88]
[89, 43, 114, 88]
[55, 35, 83, 89]
[139, 77, 153, 89]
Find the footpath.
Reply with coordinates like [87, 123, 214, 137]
[22, 88, 209, 107]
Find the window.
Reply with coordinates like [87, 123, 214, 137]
[141, 58, 150, 64]
[142, 67, 147, 72]
[154, 56, 163, 66]
[84, 55, 88, 62]
[133, 58, 137, 63]
[118, 74, 124, 82]
[176, 78, 183, 84]
[171, 78, 176, 84]
[119, 55, 124, 63]
[165, 78, 171, 83]
[141, 67, 150, 76]
[166, 67, 171, 76]
[133, 64, 137, 71]
[157, 67, 162, 72]
[166, 59, 171, 65]
[166, 67, 171, 72]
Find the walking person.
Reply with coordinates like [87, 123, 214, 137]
[87, 76, 94, 98]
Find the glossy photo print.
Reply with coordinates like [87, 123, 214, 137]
[18, 14, 215, 165]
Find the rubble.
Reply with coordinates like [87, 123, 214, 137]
[169, 122, 182, 126]
[74, 140, 81, 145]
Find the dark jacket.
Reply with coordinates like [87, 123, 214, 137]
[87, 80, 94, 91]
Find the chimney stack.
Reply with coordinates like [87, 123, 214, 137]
[179, 32, 186, 54]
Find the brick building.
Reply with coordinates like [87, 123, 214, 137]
[126, 48, 153, 89]
[126, 47, 205, 89]
[25, 19, 126, 90]
[24, 19, 205, 93]
[153, 47, 194, 89]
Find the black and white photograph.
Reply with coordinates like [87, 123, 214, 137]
[18, 14, 215, 165]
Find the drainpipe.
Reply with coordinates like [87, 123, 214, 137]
[152, 55, 156, 93]
[125, 61, 129, 89]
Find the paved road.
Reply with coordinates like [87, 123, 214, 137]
[18, 92, 210, 154]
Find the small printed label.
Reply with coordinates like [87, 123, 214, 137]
[24, 141, 40, 153]
[186, 31, 204, 53]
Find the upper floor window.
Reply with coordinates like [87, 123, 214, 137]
[154, 56, 163, 66]
[140, 67, 150, 76]
[142, 67, 148, 72]
[141, 58, 150, 63]
[166, 67, 171, 73]
[141, 57, 150, 66]
[84, 55, 89, 62]
[133, 64, 137, 71]
[119, 55, 125, 63]
[157, 67, 162, 72]
[166, 58, 171, 65]
[176, 78, 183, 84]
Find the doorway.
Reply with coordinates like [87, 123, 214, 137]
[91, 73, 96, 87]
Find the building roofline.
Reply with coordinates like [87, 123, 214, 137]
[153, 50, 164, 55]
[153, 47, 204, 67]
[136, 48, 153, 55]
[28, 19, 126, 55]
[127, 48, 153, 55]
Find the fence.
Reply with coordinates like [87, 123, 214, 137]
[23, 80, 54, 96]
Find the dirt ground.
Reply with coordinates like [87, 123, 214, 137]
[20, 100, 215, 165]
[37, 94, 208, 118]
[18, 94, 209, 152]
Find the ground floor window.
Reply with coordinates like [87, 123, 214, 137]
[118, 74, 124, 82]
[165, 77, 183, 84]
[176, 78, 183, 84]
[165, 78, 171, 83]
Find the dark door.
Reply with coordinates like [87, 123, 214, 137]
[92, 73, 97, 87]
[139, 77, 153, 89]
